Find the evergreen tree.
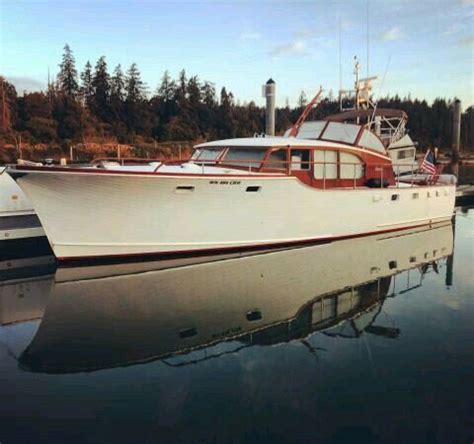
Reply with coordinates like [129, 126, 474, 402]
[298, 90, 307, 108]
[199, 81, 217, 138]
[80, 61, 93, 108]
[217, 87, 235, 138]
[165, 69, 199, 140]
[187, 76, 201, 110]
[91, 56, 110, 121]
[5, 44, 474, 153]
[152, 71, 177, 140]
[0, 77, 18, 131]
[124, 63, 150, 135]
[111, 64, 125, 102]
[58, 44, 79, 99]
[110, 64, 125, 121]
[157, 70, 175, 103]
[125, 63, 146, 103]
[201, 81, 216, 108]
[177, 69, 187, 100]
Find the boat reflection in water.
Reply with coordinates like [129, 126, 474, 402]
[0, 255, 56, 326]
[5, 222, 454, 374]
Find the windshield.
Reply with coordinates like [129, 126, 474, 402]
[191, 148, 224, 161]
[222, 148, 267, 168]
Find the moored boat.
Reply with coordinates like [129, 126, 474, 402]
[0, 169, 46, 246]
[5, 135, 455, 261]
[4, 61, 456, 261]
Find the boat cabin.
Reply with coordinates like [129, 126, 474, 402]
[192, 137, 395, 189]
[283, 109, 418, 176]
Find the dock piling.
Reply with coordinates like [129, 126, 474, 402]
[452, 99, 461, 161]
[263, 79, 275, 136]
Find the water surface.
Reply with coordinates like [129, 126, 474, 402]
[1, 210, 473, 444]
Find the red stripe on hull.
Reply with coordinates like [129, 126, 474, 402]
[57, 221, 448, 266]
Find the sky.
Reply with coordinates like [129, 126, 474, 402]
[1, 0, 473, 107]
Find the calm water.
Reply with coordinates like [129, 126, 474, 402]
[1, 210, 473, 444]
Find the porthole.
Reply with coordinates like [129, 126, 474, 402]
[246, 186, 261, 193]
[176, 185, 195, 193]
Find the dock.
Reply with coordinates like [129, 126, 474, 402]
[456, 185, 474, 206]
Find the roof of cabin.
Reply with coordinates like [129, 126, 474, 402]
[195, 137, 350, 149]
[325, 108, 407, 122]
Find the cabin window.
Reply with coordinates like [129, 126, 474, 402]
[314, 150, 363, 180]
[314, 150, 337, 179]
[293, 120, 327, 139]
[266, 149, 287, 169]
[358, 129, 385, 153]
[192, 148, 223, 161]
[397, 148, 415, 159]
[291, 149, 311, 170]
[340, 152, 364, 179]
[322, 122, 360, 144]
[223, 148, 266, 168]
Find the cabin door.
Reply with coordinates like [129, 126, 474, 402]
[290, 149, 312, 186]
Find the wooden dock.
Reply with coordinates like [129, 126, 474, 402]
[456, 185, 474, 206]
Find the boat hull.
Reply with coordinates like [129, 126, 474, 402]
[11, 169, 456, 260]
[0, 172, 46, 243]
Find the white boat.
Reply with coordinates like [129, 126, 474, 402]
[4, 130, 456, 261]
[0, 169, 45, 244]
[4, 61, 456, 261]
[15, 222, 453, 373]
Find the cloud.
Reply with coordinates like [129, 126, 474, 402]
[461, 0, 474, 6]
[295, 28, 318, 39]
[269, 39, 307, 57]
[459, 35, 474, 46]
[5, 76, 45, 94]
[381, 27, 404, 41]
[240, 32, 261, 41]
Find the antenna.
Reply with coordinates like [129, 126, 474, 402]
[370, 55, 392, 125]
[339, 15, 342, 96]
[367, 0, 370, 79]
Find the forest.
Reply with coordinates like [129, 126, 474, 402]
[1, 44, 473, 161]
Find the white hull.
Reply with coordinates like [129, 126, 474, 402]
[12, 169, 455, 260]
[0, 172, 45, 242]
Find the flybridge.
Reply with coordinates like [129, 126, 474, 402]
[283, 59, 417, 174]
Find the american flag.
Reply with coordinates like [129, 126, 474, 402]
[420, 150, 437, 175]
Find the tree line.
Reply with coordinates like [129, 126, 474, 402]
[1, 44, 473, 153]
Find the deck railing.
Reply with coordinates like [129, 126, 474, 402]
[92, 156, 440, 189]
[161, 158, 430, 189]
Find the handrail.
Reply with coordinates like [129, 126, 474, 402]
[92, 157, 166, 165]
[92, 156, 445, 190]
